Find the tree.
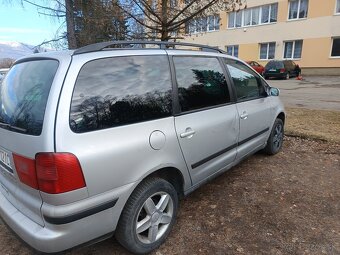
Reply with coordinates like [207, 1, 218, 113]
[0, 58, 15, 68]
[118, 0, 246, 41]
[18, 0, 128, 49]
[73, 0, 128, 47]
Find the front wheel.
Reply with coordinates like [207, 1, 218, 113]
[264, 118, 284, 155]
[116, 178, 178, 254]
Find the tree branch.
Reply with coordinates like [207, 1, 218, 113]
[116, 3, 161, 31]
[169, 0, 219, 29]
[22, 0, 65, 13]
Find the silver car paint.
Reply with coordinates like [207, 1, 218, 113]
[0, 48, 285, 253]
[0, 52, 72, 227]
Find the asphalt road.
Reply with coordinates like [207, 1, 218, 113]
[266, 76, 340, 111]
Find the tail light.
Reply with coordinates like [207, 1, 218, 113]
[13, 153, 86, 194]
[280, 68, 286, 73]
[13, 154, 38, 189]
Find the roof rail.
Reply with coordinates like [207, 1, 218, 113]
[73, 40, 227, 55]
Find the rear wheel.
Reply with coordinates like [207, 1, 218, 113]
[285, 72, 290, 80]
[265, 118, 284, 155]
[116, 178, 178, 254]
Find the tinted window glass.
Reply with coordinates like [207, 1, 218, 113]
[0, 60, 58, 136]
[70, 56, 172, 133]
[225, 59, 266, 101]
[265, 61, 284, 69]
[173, 57, 230, 112]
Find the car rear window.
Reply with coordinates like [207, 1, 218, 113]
[265, 61, 284, 69]
[0, 59, 59, 136]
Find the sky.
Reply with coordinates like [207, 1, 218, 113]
[0, 1, 65, 46]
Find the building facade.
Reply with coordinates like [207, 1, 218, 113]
[181, 0, 340, 75]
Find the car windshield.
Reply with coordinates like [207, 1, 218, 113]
[0, 59, 58, 135]
[266, 61, 284, 69]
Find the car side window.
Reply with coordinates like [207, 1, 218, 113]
[70, 55, 173, 133]
[173, 56, 230, 112]
[225, 59, 267, 101]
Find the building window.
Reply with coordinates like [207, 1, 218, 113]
[331, 38, 340, 57]
[226, 45, 239, 58]
[259, 42, 276, 60]
[288, 0, 308, 20]
[228, 3, 278, 29]
[284, 40, 303, 59]
[336, 0, 340, 13]
[186, 14, 220, 34]
[208, 15, 220, 31]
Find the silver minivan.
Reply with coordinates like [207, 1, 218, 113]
[0, 41, 285, 254]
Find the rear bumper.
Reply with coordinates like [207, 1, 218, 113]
[264, 72, 286, 78]
[0, 182, 135, 253]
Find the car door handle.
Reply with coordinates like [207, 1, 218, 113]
[240, 111, 248, 120]
[180, 128, 196, 138]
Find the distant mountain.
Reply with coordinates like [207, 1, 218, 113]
[0, 41, 48, 60]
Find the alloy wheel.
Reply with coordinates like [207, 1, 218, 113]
[136, 192, 174, 244]
[273, 123, 283, 150]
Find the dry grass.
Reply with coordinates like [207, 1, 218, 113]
[285, 107, 340, 143]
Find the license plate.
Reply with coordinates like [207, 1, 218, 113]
[0, 150, 12, 171]
[269, 69, 276, 72]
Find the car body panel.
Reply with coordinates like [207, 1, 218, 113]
[174, 105, 239, 185]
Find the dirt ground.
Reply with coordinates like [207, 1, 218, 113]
[0, 136, 339, 255]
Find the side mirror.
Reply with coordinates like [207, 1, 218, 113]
[269, 87, 280, 96]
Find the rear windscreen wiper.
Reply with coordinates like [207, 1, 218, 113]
[0, 121, 27, 133]
[0, 122, 9, 129]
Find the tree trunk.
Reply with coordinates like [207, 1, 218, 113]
[161, 30, 169, 41]
[65, 0, 77, 49]
[160, 0, 168, 41]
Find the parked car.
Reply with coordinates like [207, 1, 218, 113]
[246, 61, 265, 75]
[0, 41, 285, 254]
[263, 60, 301, 79]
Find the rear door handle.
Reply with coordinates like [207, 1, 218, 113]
[240, 111, 248, 120]
[180, 128, 196, 138]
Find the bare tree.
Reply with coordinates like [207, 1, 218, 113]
[118, 0, 246, 41]
[65, 0, 77, 49]
[0, 58, 15, 68]
[17, 0, 128, 49]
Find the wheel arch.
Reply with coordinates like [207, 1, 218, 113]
[139, 167, 186, 199]
[277, 112, 286, 125]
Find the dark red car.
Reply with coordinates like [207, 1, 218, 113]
[246, 61, 265, 76]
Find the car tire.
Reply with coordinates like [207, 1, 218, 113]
[115, 177, 178, 255]
[285, 73, 290, 80]
[264, 118, 284, 155]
